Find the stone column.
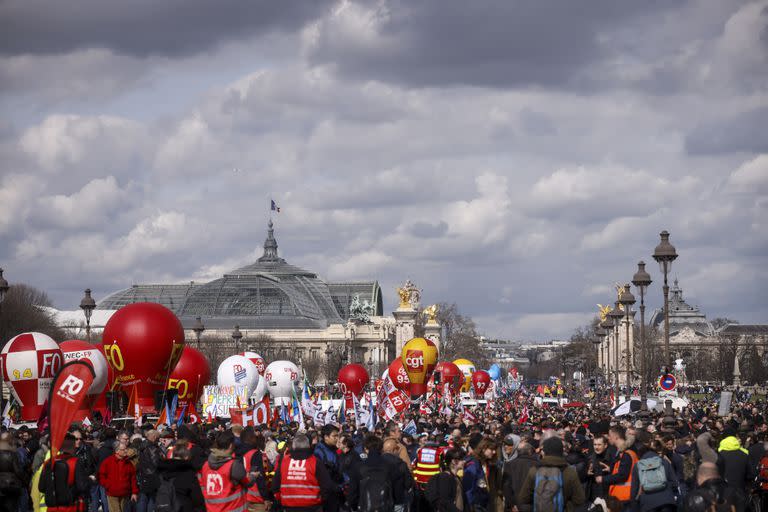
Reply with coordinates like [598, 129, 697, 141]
[393, 307, 418, 356]
[619, 316, 635, 385]
[424, 318, 441, 348]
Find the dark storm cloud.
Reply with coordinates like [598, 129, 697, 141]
[0, 0, 334, 57]
[685, 107, 768, 155]
[307, 0, 683, 89]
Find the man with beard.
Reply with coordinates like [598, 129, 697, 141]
[587, 435, 612, 500]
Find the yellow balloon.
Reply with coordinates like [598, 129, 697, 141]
[452, 358, 476, 392]
[401, 337, 438, 396]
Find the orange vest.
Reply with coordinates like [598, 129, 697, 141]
[279, 454, 322, 508]
[198, 459, 247, 512]
[243, 449, 265, 504]
[413, 446, 442, 485]
[609, 449, 638, 502]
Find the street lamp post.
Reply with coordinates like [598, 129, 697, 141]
[609, 302, 624, 389]
[632, 261, 652, 411]
[600, 319, 613, 382]
[618, 284, 636, 391]
[79, 289, 96, 343]
[231, 325, 243, 354]
[653, 230, 678, 370]
[192, 316, 205, 348]
[0, 268, 8, 315]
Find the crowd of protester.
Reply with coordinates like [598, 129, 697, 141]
[0, 387, 767, 512]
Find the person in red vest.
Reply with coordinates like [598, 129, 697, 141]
[39, 434, 90, 512]
[198, 431, 252, 512]
[272, 433, 336, 512]
[238, 429, 272, 512]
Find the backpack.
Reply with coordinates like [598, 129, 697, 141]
[636, 456, 667, 493]
[682, 450, 697, 483]
[358, 464, 394, 512]
[155, 476, 180, 512]
[137, 445, 161, 493]
[533, 467, 564, 512]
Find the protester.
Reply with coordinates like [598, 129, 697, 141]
[272, 433, 336, 512]
[502, 442, 538, 512]
[199, 430, 252, 512]
[136, 429, 163, 512]
[0, 437, 28, 512]
[39, 434, 91, 512]
[156, 441, 205, 512]
[519, 436, 585, 512]
[98, 444, 139, 512]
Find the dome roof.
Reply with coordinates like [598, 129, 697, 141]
[98, 220, 380, 329]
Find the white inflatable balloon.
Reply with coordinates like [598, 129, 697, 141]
[217, 355, 260, 397]
[60, 340, 108, 396]
[251, 375, 269, 402]
[239, 351, 266, 376]
[264, 360, 300, 406]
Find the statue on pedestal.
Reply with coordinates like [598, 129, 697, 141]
[349, 293, 375, 323]
[423, 304, 439, 325]
[397, 280, 421, 309]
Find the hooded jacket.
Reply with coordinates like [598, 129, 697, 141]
[502, 453, 539, 512]
[629, 451, 677, 512]
[519, 455, 586, 512]
[717, 436, 751, 489]
[157, 458, 205, 512]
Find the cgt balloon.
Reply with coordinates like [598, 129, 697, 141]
[337, 364, 369, 409]
[102, 303, 185, 411]
[264, 361, 300, 407]
[401, 337, 438, 397]
[60, 340, 108, 421]
[169, 346, 211, 408]
[1, 332, 63, 422]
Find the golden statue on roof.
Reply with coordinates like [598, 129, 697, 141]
[423, 304, 439, 324]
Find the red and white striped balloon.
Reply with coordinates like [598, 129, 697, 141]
[1, 332, 63, 421]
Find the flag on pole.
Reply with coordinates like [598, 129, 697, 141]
[176, 404, 187, 427]
[270, 199, 281, 213]
[365, 394, 376, 430]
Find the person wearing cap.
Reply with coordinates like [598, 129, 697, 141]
[502, 442, 538, 512]
[519, 437, 585, 512]
[500, 434, 521, 466]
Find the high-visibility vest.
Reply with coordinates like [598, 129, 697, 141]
[243, 449, 265, 504]
[198, 459, 247, 512]
[609, 449, 638, 502]
[278, 454, 322, 508]
[413, 446, 442, 485]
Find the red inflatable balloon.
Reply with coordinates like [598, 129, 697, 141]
[433, 361, 463, 395]
[168, 346, 211, 408]
[387, 358, 410, 393]
[337, 364, 369, 409]
[102, 303, 185, 411]
[471, 370, 491, 397]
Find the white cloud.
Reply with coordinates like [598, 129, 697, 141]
[0, 174, 43, 235]
[729, 154, 768, 192]
[33, 176, 125, 229]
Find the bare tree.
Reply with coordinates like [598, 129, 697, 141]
[436, 302, 489, 367]
[301, 355, 324, 386]
[711, 318, 739, 330]
[0, 284, 65, 346]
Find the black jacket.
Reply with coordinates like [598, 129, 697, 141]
[38, 455, 90, 507]
[0, 449, 27, 493]
[347, 451, 398, 510]
[157, 458, 205, 512]
[426, 471, 467, 512]
[383, 452, 414, 505]
[716, 438, 751, 490]
[137, 441, 163, 494]
[502, 453, 539, 511]
[272, 448, 337, 512]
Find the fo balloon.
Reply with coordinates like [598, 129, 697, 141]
[264, 361, 300, 407]
[337, 364, 369, 409]
[102, 303, 185, 411]
[217, 355, 260, 398]
[169, 346, 211, 407]
[60, 340, 108, 421]
[471, 370, 491, 397]
[401, 337, 438, 396]
[385, 359, 410, 393]
[452, 358, 476, 392]
[239, 351, 266, 376]
[1, 332, 63, 421]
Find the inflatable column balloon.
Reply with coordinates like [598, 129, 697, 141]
[1, 332, 63, 422]
[471, 370, 492, 397]
[102, 303, 185, 411]
[452, 358, 476, 392]
[401, 337, 438, 397]
[264, 361, 300, 407]
[337, 364, 369, 409]
[239, 351, 266, 376]
[60, 340, 109, 421]
[385, 359, 410, 393]
[168, 346, 211, 408]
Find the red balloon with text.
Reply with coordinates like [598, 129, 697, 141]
[338, 364, 369, 409]
[168, 346, 211, 408]
[102, 303, 185, 411]
[434, 361, 463, 395]
[471, 370, 492, 397]
[387, 358, 410, 393]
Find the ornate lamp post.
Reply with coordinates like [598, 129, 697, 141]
[79, 289, 96, 342]
[632, 261, 652, 410]
[192, 316, 205, 348]
[653, 231, 678, 370]
[608, 302, 624, 388]
[231, 325, 243, 354]
[0, 268, 8, 314]
[618, 284, 636, 391]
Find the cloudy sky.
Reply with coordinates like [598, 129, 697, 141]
[1, 0, 767, 341]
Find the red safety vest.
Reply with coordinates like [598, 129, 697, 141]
[609, 449, 638, 502]
[243, 449, 265, 504]
[198, 459, 247, 512]
[46, 456, 85, 512]
[278, 454, 322, 508]
[413, 446, 442, 486]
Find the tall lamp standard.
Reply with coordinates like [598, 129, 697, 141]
[632, 261, 652, 410]
[593, 328, 606, 377]
[192, 316, 205, 348]
[618, 284, 636, 391]
[231, 325, 243, 354]
[608, 302, 625, 388]
[79, 289, 96, 343]
[653, 231, 678, 370]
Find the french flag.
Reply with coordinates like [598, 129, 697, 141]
[270, 199, 281, 212]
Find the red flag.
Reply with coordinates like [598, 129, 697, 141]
[229, 402, 269, 427]
[518, 403, 529, 425]
[155, 406, 168, 428]
[49, 361, 96, 462]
